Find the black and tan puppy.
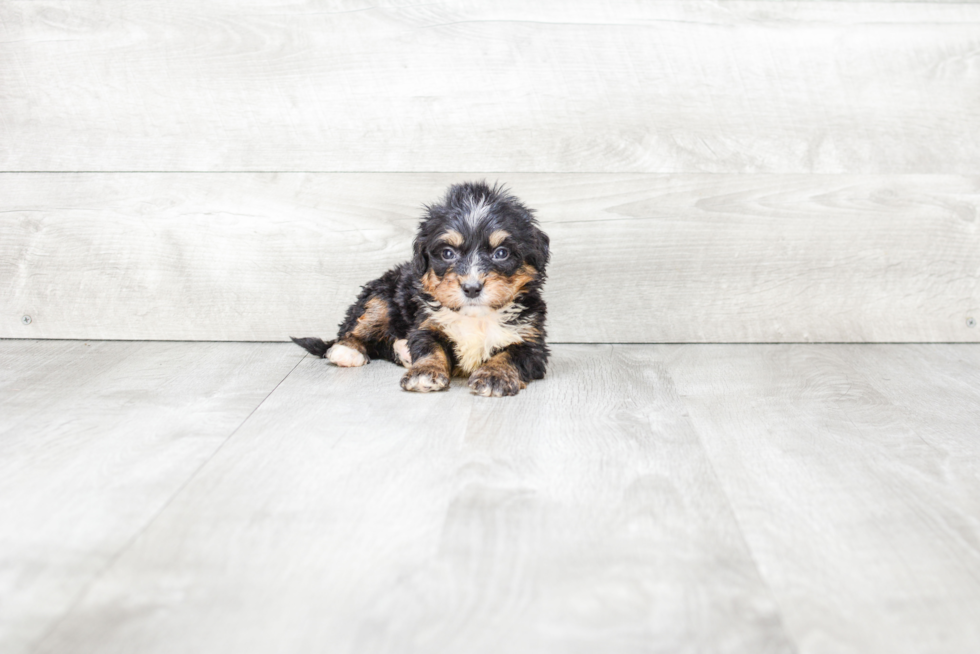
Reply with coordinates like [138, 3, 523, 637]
[291, 182, 549, 396]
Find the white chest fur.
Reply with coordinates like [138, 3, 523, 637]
[427, 304, 531, 374]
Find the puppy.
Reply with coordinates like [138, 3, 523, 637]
[291, 181, 550, 396]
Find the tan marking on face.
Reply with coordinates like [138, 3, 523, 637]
[489, 230, 510, 248]
[421, 269, 439, 294]
[350, 297, 390, 341]
[422, 269, 465, 309]
[438, 230, 464, 247]
[425, 303, 535, 374]
[482, 265, 537, 309]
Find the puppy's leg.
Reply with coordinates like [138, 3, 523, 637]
[468, 341, 548, 397]
[393, 339, 412, 367]
[327, 295, 394, 368]
[327, 340, 368, 367]
[400, 330, 451, 392]
[467, 351, 525, 397]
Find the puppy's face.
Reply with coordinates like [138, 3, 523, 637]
[413, 183, 549, 312]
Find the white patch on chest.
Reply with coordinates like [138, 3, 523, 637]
[427, 303, 531, 374]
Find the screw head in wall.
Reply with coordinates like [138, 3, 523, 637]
[969, 317, 977, 328]
[21, 315, 32, 325]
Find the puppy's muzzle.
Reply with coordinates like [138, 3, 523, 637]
[461, 280, 483, 298]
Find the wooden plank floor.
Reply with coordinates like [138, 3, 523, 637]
[2, 341, 978, 654]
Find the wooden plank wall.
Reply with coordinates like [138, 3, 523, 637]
[2, 1, 978, 342]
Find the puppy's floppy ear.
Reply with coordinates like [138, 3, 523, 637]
[528, 228, 550, 272]
[412, 235, 429, 276]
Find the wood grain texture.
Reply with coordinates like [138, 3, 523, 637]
[839, 344, 980, 512]
[4, 342, 979, 652]
[31, 345, 793, 654]
[663, 344, 980, 654]
[0, 340, 299, 654]
[2, 1, 980, 173]
[2, 172, 977, 342]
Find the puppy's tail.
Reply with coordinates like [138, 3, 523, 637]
[290, 336, 335, 358]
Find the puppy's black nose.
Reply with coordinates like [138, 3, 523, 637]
[461, 280, 483, 298]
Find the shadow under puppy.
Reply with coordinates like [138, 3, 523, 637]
[291, 181, 550, 396]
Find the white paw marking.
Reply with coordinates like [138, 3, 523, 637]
[468, 373, 524, 397]
[403, 371, 448, 393]
[393, 339, 411, 367]
[471, 382, 494, 397]
[327, 343, 367, 367]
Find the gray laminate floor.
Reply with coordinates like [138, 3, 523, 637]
[1, 341, 978, 654]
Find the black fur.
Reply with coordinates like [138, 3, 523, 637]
[289, 336, 332, 358]
[291, 181, 550, 396]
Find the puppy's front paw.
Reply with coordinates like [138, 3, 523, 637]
[468, 366, 526, 397]
[401, 368, 450, 393]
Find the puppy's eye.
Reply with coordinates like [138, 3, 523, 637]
[492, 247, 510, 261]
[440, 247, 458, 261]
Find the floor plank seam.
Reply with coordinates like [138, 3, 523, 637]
[666, 373, 802, 654]
[695, 454, 803, 654]
[25, 353, 307, 654]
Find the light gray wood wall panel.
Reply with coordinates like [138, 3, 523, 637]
[32, 345, 794, 654]
[664, 344, 980, 654]
[0, 340, 298, 654]
[2, 1, 979, 173]
[2, 173, 977, 342]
